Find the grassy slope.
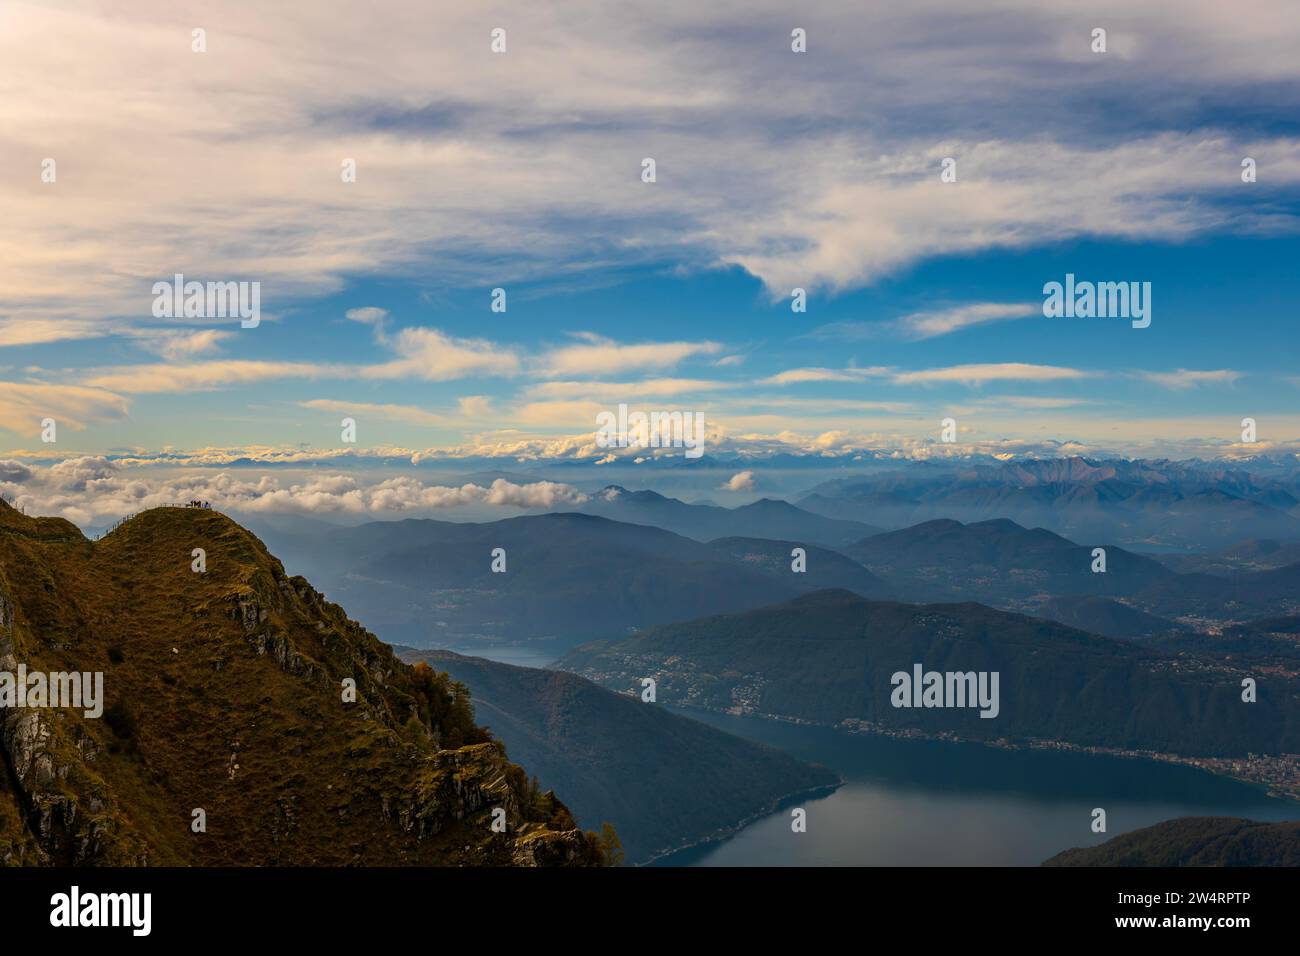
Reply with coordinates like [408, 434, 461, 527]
[404, 649, 840, 863]
[0, 502, 602, 866]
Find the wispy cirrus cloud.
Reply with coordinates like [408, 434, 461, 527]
[966, 395, 1099, 410]
[892, 363, 1091, 386]
[0, 318, 109, 348]
[727, 397, 912, 414]
[299, 399, 450, 428]
[808, 303, 1039, 341]
[141, 329, 232, 362]
[3, 1, 1298, 465]
[760, 367, 891, 385]
[524, 378, 738, 400]
[1138, 368, 1242, 389]
[84, 360, 345, 394]
[895, 303, 1040, 340]
[3, 1, 1299, 333]
[762, 363, 1089, 387]
[534, 336, 724, 379]
[361, 326, 521, 381]
[0, 382, 130, 432]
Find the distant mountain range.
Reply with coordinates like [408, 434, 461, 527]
[14, 458, 1300, 871]
[845, 516, 1299, 626]
[1044, 817, 1300, 866]
[798, 456, 1300, 549]
[846, 518, 1173, 604]
[705, 537, 887, 596]
[558, 589, 1300, 757]
[257, 512, 888, 651]
[0, 500, 605, 866]
[579, 485, 882, 546]
[398, 649, 839, 864]
[253, 505, 1300, 654]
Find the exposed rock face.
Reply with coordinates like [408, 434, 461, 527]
[0, 501, 604, 867]
[511, 828, 601, 866]
[0, 579, 51, 863]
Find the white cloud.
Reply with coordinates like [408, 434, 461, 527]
[1, 0, 1296, 466]
[1, 1, 1298, 333]
[457, 395, 493, 417]
[525, 378, 737, 399]
[299, 399, 449, 427]
[535, 337, 723, 378]
[511, 400, 607, 429]
[0, 459, 35, 483]
[721, 470, 755, 492]
[894, 303, 1039, 339]
[966, 395, 1097, 410]
[735, 398, 912, 414]
[0, 382, 130, 432]
[761, 367, 891, 385]
[808, 303, 1040, 342]
[1138, 369, 1242, 389]
[47, 455, 120, 491]
[144, 329, 231, 361]
[728, 136, 1300, 295]
[362, 327, 520, 381]
[892, 363, 1090, 386]
[2, 465, 590, 526]
[0, 319, 108, 347]
[84, 360, 344, 394]
[345, 307, 388, 325]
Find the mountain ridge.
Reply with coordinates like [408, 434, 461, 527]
[398, 648, 840, 864]
[798, 456, 1300, 548]
[558, 588, 1300, 758]
[0, 500, 607, 866]
[254, 510, 890, 651]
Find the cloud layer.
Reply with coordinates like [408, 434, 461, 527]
[0, 458, 589, 527]
[3, 1, 1299, 327]
[3, 1, 1297, 465]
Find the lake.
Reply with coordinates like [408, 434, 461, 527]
[655, 709, 1300, 866]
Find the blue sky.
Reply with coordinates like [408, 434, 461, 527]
[5, 232, 1294, 459]
[1, 1, 1298, 522]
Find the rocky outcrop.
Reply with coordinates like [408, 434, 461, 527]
[0, 564, 144, 866]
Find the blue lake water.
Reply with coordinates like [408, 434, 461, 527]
[656, 709, 1300, 866]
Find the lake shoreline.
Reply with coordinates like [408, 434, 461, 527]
[663, 702, 1300, 804]
[642, 780, 844, 867]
